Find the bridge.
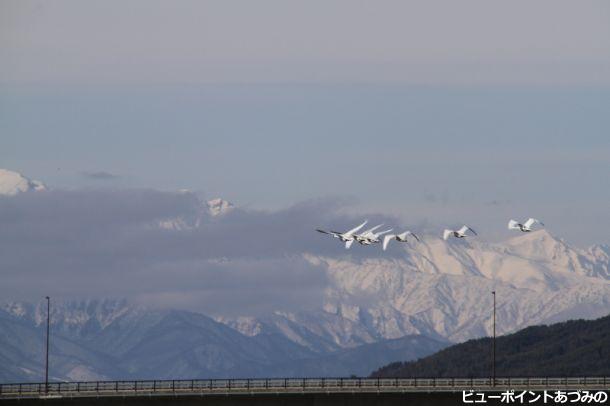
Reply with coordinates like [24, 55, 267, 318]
[2, 377, 609, 405]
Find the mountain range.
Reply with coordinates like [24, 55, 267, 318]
[223, 231, 610, 346]
[0, 300, 448, 382]
[1, 168, 610, 382]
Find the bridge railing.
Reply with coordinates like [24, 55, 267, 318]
[1, 377, 609, 398]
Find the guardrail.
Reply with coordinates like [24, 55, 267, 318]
[1, 377, 609, 399]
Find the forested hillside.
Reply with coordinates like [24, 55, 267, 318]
[372, 314, 610, 378]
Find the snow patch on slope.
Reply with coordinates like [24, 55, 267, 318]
[207, 198, 235, 217]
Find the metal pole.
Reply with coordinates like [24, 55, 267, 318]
[492, 291, 496, 387]
[45, 296, 50, 394]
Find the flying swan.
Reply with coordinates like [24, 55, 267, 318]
[508, 218, 544, 232]
[383, 231, 420, 250]
[443, 225, 477, 240]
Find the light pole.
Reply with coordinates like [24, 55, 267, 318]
[491, 291, 496, 387]
[44, 296, 50, 394]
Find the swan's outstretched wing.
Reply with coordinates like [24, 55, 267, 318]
[524, 218, 543, 228]
[345, 240, 355, 249]
[344, 220, 368, 237]
[317, 229, 339, 238]
[375, 228, 393, 238]
[443, 229, 453, 240]
[360, 224, 383, 237]
[382, 234, 395, 251]
[458, 225, 477, 236]
[508, 220, 520, 230]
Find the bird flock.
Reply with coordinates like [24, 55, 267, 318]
[316, 217, 544, 250]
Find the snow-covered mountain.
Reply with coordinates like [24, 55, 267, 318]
[206, 198, 235, 217]
[0, 169, 46, 196]
[2, 168, 610, 381]
[158, 196, 235, 230]
[223, 230, 610, 344]
[0, 299, 445, 382]
[7, 229, 607, 382]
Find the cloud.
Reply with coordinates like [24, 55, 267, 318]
[0, 190, 401, 316]
[82, 171, 120, 180]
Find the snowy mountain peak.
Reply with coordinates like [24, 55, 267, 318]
[506, 228, 559, 245]
[206, 198, 235, 217]
[3, 299, 133, 332]
[158, 197, 235, 230]
[279, 228, 610, 345]
[503, 229, 565, 257]
[0, 169, 46, 196]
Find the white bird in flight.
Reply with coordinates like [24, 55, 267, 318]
[317, 220, 368, 249]
[508, 218, 544, 232]
[354, 225, 393, 246]
[354, 224, 384, 243]
[382, 231, 420, 250]
[443, 225, 477, 240]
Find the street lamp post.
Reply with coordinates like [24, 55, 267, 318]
[44, 296, 50, 394]
[492, 291, 496, 387]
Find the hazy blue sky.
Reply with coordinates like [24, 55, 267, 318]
[2, 0, 610, 84]
[1, 0, 609, 246]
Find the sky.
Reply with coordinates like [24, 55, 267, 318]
[2, 0, 610, 85]
[1, 0, 609, 251]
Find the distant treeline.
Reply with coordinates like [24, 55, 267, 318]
[371, 314, 610, 378]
